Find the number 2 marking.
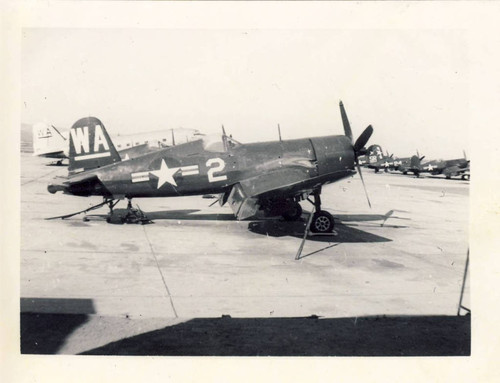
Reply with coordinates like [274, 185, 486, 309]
[206, 158, 227, 182]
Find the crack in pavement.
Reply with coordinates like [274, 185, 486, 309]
[142, 226, 178, 318]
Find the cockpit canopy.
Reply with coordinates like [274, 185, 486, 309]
[196, 133, 242, 152]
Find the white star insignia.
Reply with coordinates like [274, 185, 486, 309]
[149, 159, 180, 188]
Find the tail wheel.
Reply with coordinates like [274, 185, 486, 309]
[282, 203, 303, 221]
[310, 211, 335, 233]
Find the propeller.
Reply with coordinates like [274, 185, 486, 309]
[339, 101, 353, 142]
[339, 100, 373, 208]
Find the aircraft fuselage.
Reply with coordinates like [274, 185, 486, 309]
[68, 135, 355, 199]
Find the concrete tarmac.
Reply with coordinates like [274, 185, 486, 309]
[20, 154, 470, 354]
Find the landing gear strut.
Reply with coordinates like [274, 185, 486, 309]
[295, 190, 337, 260]
[307, 191, 335, 234]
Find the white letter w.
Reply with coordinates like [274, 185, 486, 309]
[70, 126, 90, 154]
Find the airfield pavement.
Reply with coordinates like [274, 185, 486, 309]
[19, 153, 470, 355]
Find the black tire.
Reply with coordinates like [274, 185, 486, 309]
[403, 171, 408, 175]
[282, 203, 303, 221]
[310, 211, 335, 233]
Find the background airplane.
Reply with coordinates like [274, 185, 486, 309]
[48, 101, 374, 233]
[416, 152, 470, 180]
[32, 122, 200, 164]
[392, 151, 426, 176]
[362, 145, 395, 173]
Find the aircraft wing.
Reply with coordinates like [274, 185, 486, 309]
[226, 160, 318, 220]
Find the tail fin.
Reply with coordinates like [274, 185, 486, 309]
[68, 117, 121, 174]
[32, 122, 67, 157]
[410, 155, 422, 169]
[366, 144, 383, 163]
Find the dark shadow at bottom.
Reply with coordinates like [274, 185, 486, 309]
[21, 313, 89, 354]
[68, 315, 471, 356]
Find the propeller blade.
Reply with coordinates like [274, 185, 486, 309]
[356, 160, 372, 209]
[353, 125, 374, 153]
[463, 150, 467, 161]
[339, 100, 353, 143]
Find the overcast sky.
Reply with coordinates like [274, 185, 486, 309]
[22, 28, 469, 159]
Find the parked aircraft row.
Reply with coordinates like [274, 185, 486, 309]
[359, 145, 470, 180]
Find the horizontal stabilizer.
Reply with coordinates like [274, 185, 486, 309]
[48, 174, 112, 197]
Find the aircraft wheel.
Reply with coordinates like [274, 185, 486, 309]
[310, 211, 335, 233]
[403, 171, 407, 175]
[282, 203, 303, 221]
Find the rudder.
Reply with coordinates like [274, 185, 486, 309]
[32, 122, 67, 157]
[68, 117, 121, 174]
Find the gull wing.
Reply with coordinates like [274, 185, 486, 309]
[226, 159, 317, 220]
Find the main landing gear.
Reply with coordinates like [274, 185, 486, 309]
[278, 192, 335, 234]
[294, 189, 337, 260]
[307, 191, 335, 234]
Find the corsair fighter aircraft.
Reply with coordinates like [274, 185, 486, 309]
[48, 101, 373, 232]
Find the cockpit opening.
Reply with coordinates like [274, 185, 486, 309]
[198, 133, 242, 152]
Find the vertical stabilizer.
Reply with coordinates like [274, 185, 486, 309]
[68, 117, 121, 174]
[32, 122, 67, 157]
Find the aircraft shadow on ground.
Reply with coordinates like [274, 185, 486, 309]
[145, 209, 237, 221]
[20, 310, 470, 356]
[247, 218, 393, 244]
[77, 209, 237, 222]
[425, 175, 470, 183]
[20, 298, 95, 354]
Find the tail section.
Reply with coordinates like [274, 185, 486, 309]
[366, 144, 383, 164]
[32, 122, 68, 158]
[68, 117, 121, 174]
[410, 154, 422, 169]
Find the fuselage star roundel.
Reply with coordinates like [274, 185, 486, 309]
[48, 101, 373, 233]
